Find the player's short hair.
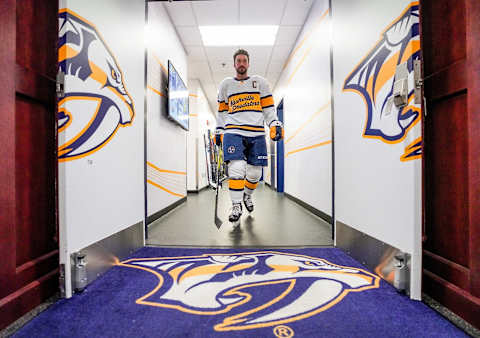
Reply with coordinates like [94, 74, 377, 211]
[233, 49, 249, 62]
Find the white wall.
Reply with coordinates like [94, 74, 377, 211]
[273, 0, 332, 215]
[332, 0, 422, 298]
[146, 3, 188, 216]
[187, 79, 216, 191]
[58, 0, 145, 297]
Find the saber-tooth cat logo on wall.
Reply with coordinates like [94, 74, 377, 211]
[118, 252, 380, 331]
[58, 9, 135, 162]
[343, 2, 422, 160]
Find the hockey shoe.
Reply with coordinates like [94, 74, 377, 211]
[243, 193, 254, 213]
[229, 203, 242, 227]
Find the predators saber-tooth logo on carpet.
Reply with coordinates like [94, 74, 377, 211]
[119, 251, 380, 331]
[58, 9, 135, 162]
[343, 2, 422, 158]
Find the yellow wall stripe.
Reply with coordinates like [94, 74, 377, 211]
[229, 179, 245, 190]
[147, 161, 186, 175]
[285, 102, 331, 144]
[283, 8, 329, 70]
[287, 46, 313, 85]
[147, 179, 185, 198]
[286, 140, 332, 157]
[152, 53, 168, 74]
[148, 85, 165, 97]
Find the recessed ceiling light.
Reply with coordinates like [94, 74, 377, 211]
[199, 25, 279, 46]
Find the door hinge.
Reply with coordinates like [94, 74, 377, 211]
[56, 70, 65, 98]
[414, 59, 423, 104]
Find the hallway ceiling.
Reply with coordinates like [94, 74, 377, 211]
[164, 0, 314, 112]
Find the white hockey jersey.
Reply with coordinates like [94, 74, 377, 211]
[216, 75, 278, 137]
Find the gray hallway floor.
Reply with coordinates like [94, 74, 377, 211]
[147, 184, 333, 247]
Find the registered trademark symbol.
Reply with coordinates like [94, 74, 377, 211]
[273, 325, 294, 338]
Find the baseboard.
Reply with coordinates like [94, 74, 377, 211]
[69, 221, 143, 294]
[187, 185, 209, 194]
[336, 220, 411, 295]
[284, 192, 332, 224]
[147, 197, 187, 225]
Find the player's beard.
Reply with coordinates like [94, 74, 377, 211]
[236, 66, 247, 75]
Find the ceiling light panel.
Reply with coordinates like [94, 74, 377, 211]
[199, 25, 279, 46]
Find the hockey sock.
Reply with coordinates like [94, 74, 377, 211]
[228, 160, 247, 203]
[244, 164, 262, 195]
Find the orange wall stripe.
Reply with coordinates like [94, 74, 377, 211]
[147, 85, 165, 97]
[285, 101, 331, 144]
[152, 53, 168, 74]
[286, 140, 332, 157]
[283, 9, 329, 70]
[287, 46, 312, 85]
[147, 179, 185, 198]
[147, 161, 186, 175]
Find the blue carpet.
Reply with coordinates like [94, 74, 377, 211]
[14, 247, 467, 337]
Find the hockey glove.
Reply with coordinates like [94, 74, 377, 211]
[214, 131, 224, 146]
[269, 121, 284, 141]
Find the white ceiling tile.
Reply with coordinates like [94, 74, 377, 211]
[205, 46, 238, 62]
[281, 0, 314, 25]
[193, 0, 239, 26]
[240, 46, 272, 62]
[164, 2, 196, 26]
[209, 62, 236, 74]
[275, 26, 301, 45]
[270, 45, 292, 61]
[239, 0, 286, 25]
[186, 46, 207, 61]
[177, 26, 203, 46]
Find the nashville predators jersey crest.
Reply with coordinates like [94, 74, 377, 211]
[58, 9, 135, 162]
[118, 251, 380, 332]
[343, 2, 422, 160]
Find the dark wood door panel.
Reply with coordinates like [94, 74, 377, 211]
[424, 271, 480, 328]
[421, 0, 480, 327]
[16, 0, 58, 78]
[421, 0, 466, 75]
[15, 95, 57, 268]
[0, 0, 58, 330]
[424, 93, 469, 267]
[423, 250, 469, 291]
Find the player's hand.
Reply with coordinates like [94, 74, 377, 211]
[215, 132, 223, 146]
[270, 121, 284, 141]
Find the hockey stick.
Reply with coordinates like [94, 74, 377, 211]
[214, 144, 223, 229]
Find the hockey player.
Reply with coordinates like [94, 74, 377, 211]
[215, 49, 284, 227]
